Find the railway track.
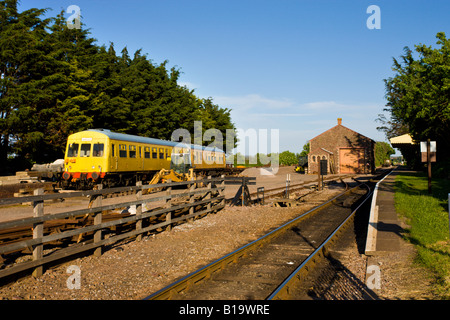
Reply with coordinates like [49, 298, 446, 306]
[224, 174, 355, 206]
[144, 177, 377, 300]
[246, 174, 355, 201]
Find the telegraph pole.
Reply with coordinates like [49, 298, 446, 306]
[427, 138, 432, 194]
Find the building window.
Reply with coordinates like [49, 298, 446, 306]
[93, 143, 104, 157]
[67, 143, 79, 157]
[119, 144, 127, 158]
[129, 145, 136, 158]
[312, 155, 316, 162]
[80, 144, 91, 157]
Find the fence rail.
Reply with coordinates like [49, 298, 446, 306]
[0, 176, 225, 281]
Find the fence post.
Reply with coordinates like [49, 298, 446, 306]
[32, 188, 44, 278]
[207, 176, 212, 212]
[136, 181, 143, 241]
[188, 179, 196, 222]
[241, 177, 246, 207]
[93, 184, 103, 257]
[165, 180, 172, 231]
[220, 175, 225, 208]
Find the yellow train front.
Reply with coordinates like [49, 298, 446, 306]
[62, 129, 226, 189]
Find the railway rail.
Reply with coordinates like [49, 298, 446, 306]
[224, 174, 355, 206]
[247, 174, 354, 200]
[144, 174, 380, 300]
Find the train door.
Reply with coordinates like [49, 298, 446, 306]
[111, 143, 118, 171]
[117, 144, 128, 171]
[139, 146, 143, 170]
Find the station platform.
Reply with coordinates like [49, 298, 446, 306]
[365, 168, 403, 255]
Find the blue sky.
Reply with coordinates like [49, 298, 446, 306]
[19, 0, 450, 155]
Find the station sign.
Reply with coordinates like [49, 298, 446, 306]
[420, 141, 436, 162]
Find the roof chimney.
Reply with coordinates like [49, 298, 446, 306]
[337, 118, 342, 125]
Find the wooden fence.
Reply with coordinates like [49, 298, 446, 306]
[0, 176, 225, 281]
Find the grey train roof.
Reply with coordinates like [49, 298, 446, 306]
[87, 129, 224, 153]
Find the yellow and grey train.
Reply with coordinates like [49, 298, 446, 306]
[61, 129, 226, 189]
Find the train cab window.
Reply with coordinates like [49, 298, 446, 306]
[80, 144, 91, 157]
[144, 147, 150, 159]
[152, 147, 157, 159]
[129, 145, 136, 158]
[67, 143, 79, 157]
[93, 143, 104, 157]
[119, 144, 127, 158]
[159, 148, 164, 159]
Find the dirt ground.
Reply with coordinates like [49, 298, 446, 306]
[0, 166, 436, 300]
[302, 220, 436, 300]
[0, 166, 338, 223]
[0, 183, 345, 300]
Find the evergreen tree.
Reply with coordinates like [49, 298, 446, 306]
[0, 2, 237, 174]
[382, 32, 450, 162]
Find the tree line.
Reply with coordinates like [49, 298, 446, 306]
[0, 1, 236, 174]
[378, 32, 450, 170]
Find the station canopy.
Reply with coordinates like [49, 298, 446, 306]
[389, 134, 415, 148]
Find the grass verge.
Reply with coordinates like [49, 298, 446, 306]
[395, 170, 450, 298]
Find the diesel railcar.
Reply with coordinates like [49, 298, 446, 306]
[61, 129, 226, 189]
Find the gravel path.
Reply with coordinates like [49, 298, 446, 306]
[0, 167, 435, 300]
[0, 186, 343, 300]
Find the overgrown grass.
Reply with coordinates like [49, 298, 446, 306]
[395, 171, 450, 298]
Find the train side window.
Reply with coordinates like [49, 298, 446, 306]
[67, 143, 79, 157]
[129, 145, 136, 158]
[152, 147, 157, 159]
[93, 143, 104, 157]
[111, 144, 115, 157]
[144, 147, 150, 159]
[119, 144, 127, 158]
[80, 144, 91, 157]
[159, 148, 164, 159]
[139, 147, 142, 158]
[165, 149, 169, 159]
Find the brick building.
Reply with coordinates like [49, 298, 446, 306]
[308, 118, 375, 174]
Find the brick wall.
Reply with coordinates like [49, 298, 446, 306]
[308, 122, 375, 174]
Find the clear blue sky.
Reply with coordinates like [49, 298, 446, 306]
[19, 0, 450, 155]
